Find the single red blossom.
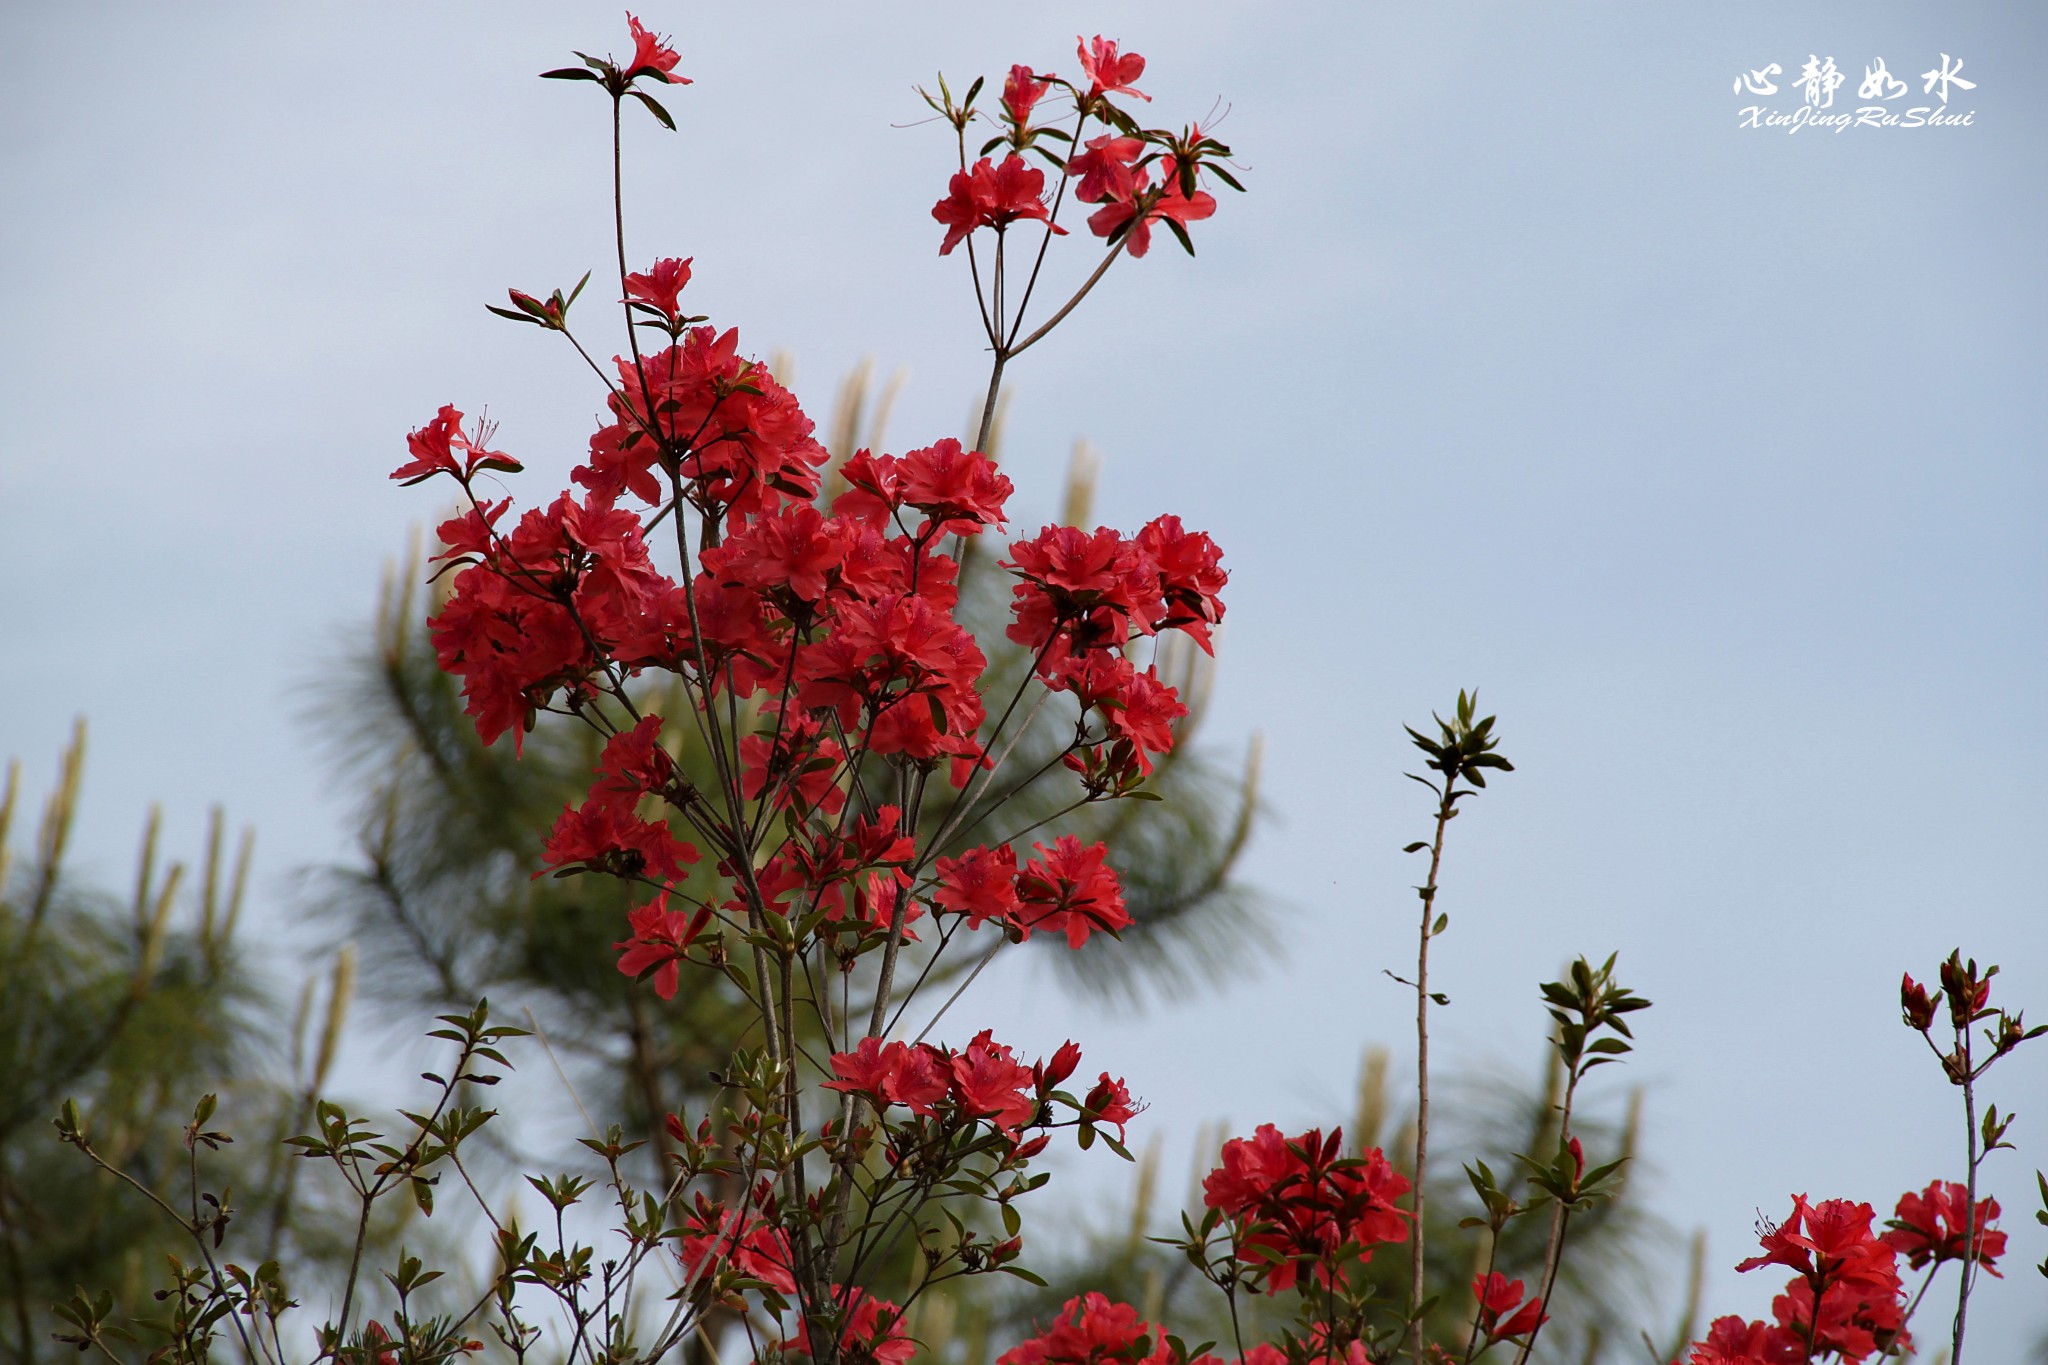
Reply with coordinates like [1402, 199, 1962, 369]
[896, 438, 1014, 533]
[934, 843, 1023, 930]
[934, 155, 1067, 256]
[1067, 135, 1146, 205]
[1040, 1039, 1083, 1091]
[706, 503, 853, 604]
[613, 892, 713, 1000]
[786, 1289, 913, 1365]
[391, 404, 522, 486]
[622, 255, 693, 322]
[1002, 64, 1053, 126]
[1472, 1272, 1546, 1342]
[948, 1029, 1040, 1135]
[1044, 652, 1132, 708]
[677, 1188, 796, 1294]
[624, 13, 689, 84]
[1076, 36, 1148, 103]
[997, 1293, 1169, 1365]
[1886, 1181, 2006, 1275]
[541, 798, 700, 880]
[1081, 1073, 1138, 1140]
[433, 497, 510, 561]
[588, 714, 677, 812]
[833, 449, 907, 527]
[1104, 666, 1186, 771]
[1015, 835, 1130, 948]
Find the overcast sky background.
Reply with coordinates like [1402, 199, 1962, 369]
[3, 1, 2045, 1358]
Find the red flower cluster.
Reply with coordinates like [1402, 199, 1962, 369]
[933, 155, 1065, 257]
[1884, 1180, 2005, 1276]
[933, 836, 1132, 948]
[542, 716, 700, 880]
[1687, 1195, 1908, 1364]
[825, 1030, 1039, 1137]
[677, 1186, 797, 1297]
[423, 489, 674, 749]
[785, 1288, 914, 1365]
[998, 1293, 1169, 1365]
[1202, 1126, 1412, 1294]
[1070, 145, 1216, 260]
[999, 517, 1223, 787]
[824, 1031, 1131, 1146]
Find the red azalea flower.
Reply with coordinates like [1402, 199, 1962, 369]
[1886, 1181, 2005, 1275]
[948, 1029, 1039, 1135]
[1015, 835, 1130, 948]
[896, 438, 1014, 533]
[541, 798, 700, 880]
[1067, 135, 1146, 205]
[998, 1293, 1169, 1365]
[823, 1037, 949, 1115]
[933, 843, 1022, 930]
[622, 255, 693, 322]
[1076, 36, 1148, 104]
[1086, 157, 1216, 259]
[1002, 64, 1052, 125]
[1682, 1316, 1798, 1365]
[1081, 1073, 1139, 1141]
[1472, 1272, 1547, 1342]
[612, 892, 713, 999]
[391, 404, 522, 486]
[1039, 1039, 1083, 1091]
[1202, 1125, 1412, 1294]
[786, 1288, 913, 1365]
[623, 13, 689, 84]
[1104, 666, 1186, 772]
[588, 714, 677, 811]
[933, 155, 1067, 256]
[677, 1188, 795, 1293]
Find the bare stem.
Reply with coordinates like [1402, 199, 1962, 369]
[1407, 781, 1455, 1365]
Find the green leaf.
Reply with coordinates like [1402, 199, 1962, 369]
[631, 89, 677, 131]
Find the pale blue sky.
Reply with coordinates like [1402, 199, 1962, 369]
[3, 2, 2044, 1357]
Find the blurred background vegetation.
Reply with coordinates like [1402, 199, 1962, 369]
[1, 367, 1683, 1362]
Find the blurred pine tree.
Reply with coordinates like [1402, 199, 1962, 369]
[0, 723, 341, 1361]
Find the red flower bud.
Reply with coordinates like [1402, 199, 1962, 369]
[1901, 973, 1937, 1031]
